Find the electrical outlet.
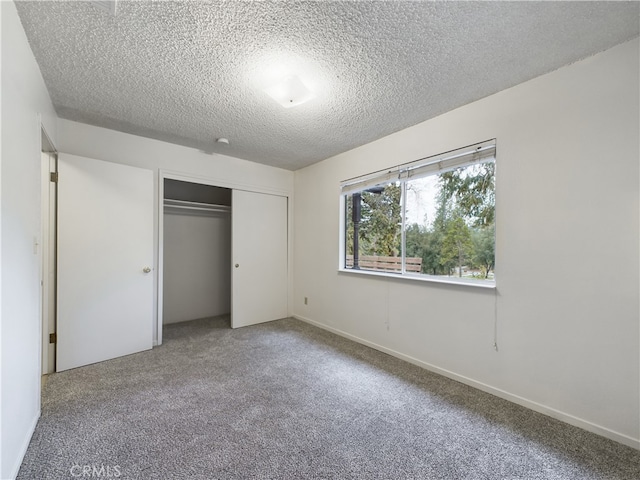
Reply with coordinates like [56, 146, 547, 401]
[304, 297, 308, 305]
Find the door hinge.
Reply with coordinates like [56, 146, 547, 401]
[49, 333, 57, 344]
[50, 172, 58, 183]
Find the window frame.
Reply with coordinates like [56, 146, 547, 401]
[338, 140, 496, 288]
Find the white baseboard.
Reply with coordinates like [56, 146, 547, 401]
[6, 410, 40, 480]
[293, 314, 640, 451]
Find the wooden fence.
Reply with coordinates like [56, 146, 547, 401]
[345, 255, 422, 273]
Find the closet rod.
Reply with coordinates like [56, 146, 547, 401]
[164, 205, 231, 215]
[164, 198, 231, 213]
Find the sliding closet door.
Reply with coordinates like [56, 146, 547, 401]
[57, 154, 154, 371]
[231, 190, 288, 328]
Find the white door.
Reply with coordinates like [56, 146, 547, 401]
[231, 190, 288, 328]
[57, 154, 154, 371]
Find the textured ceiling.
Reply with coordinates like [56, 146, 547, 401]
[15, 1, 640, 170]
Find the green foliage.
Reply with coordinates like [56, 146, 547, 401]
[431, 161, 495, 278]
[439, 162, 495, 227]
[440, 214, 474, 277]
[405, 222, 446, 275]
[358, 184, 402, 256]
[471, 225, 495, 279]
[345, 198, 354, 255]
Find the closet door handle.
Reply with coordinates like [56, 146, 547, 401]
[143, 267, 151, 273]
[235, 264, 239, 268]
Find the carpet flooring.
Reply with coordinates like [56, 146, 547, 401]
[17, 316, 640, 479]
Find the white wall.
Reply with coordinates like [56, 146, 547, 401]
[57, 120, 293, 195]
[56, 119, 295, 342]
[0, 2, 58, 478]
[293, 39, 640, 448]
[163, 212, 231, 324]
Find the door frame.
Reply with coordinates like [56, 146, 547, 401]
[40, 127, 57, 375]
[157, 170, 293, 345]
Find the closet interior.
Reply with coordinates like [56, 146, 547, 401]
[163, 179, 231, 325]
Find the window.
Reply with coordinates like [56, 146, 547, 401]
[341, 140, 496, 285]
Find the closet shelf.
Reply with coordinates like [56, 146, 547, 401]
[164, 199, 231, 216]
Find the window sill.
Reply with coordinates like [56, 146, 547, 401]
[338, 268, 496, 289]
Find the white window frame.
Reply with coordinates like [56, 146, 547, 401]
[338, 140, 496, 288]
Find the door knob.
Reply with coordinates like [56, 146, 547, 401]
[143, 267, 151, 273]
[235, 264, 239, 268]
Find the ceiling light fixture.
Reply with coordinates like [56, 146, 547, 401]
[263, 75, 315, 108]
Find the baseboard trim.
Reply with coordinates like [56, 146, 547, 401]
[6, 410, 41, 480]
[293, 314, 640, 450]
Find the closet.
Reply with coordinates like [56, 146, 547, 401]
[162, 179, 231, 324]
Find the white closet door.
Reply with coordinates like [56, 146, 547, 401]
[232, 190, 288, 328]
[57, 154, 154, 371]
